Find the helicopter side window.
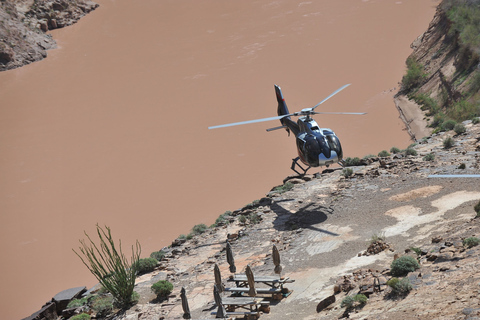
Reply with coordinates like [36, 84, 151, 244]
[325, 134, 338, 150]
[311, 126, 320, 132]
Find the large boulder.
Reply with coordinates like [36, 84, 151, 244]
[52, 286, 87, 314]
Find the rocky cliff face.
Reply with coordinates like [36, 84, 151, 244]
[0, 0, 98, 71]
[395, 2, 480, 141]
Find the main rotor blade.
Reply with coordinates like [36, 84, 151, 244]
[428, 174, 480, 178]
[208, 114, 290, 129]
[312, 111, 366, 115]
[311, 84, 351, 111]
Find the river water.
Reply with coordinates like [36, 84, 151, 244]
[0, 1, 438, 318]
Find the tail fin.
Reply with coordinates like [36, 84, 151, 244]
[275, 85, 290, 117]
[274, 84, 298, 136]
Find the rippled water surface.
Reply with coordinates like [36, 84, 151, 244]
[0, 1, 438, 318]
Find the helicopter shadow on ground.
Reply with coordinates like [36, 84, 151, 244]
[270, 200, 339, 236]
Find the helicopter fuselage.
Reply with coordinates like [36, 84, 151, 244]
[293, 116, 343, 168]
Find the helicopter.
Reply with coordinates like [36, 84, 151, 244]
[208, 84, 366, 175]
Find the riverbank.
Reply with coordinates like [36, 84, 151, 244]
[0, 0, 98, 71]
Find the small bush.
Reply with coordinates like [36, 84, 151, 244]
[423, 153, 435, 161]
[212, 211, 232, 227]
[341, 168, 354, 178]
[340, 294, 367, 309]
[363, 154, 376, 160]
[378, 150, 391, 157]
[238, 215, 247, 224]
[431, 113, 446, 128]
[340, 296, 355, 308]
[151, 280, 173, 299]
[391, 277, 413, 295]
[390, 255, 420, 277]
[135, 257, 158, 275]
[67, 296, 89, 308]
[71, 314, 91, 320]
[458, 163, 466, 169]
[410, 247, 422, 256]
[463, 237, 480, 248]
[192, 224, 208, 235]
[441, 119, 457, 131]
[272, 181, 294, 194]
[370, 232, 385, 245]
[390, 147, 401, 154]
[91, 295, 114, 317]
[130, 291, 140, 304]
[249, 212, 261, 224]
[354, 294, 368, 305]
[472, 117, 480, 124]
[405, 148, 417, 156]
[150, 250, 166, 262]
[386, 277, 400, 288]
[343, 157, 361, 166]
[402, 57, 427, 91]
[443, 136, 454, 149]
[454, 123, 466, 134]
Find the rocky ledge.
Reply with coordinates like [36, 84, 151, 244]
[0, 0, 98, 71]
[27, 120, 480, 319]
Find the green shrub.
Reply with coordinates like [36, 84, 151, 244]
[272, 181, 294, 194]
[390, 256, 420, 277]
[443, 136, 454, 149]
[343, 157, 361, 166]
[392, 278, 413, 295]
[151, 280, 173, 299]
[70, 314, 91, 320]
[454, 123, 466, 134]
[239, 215, 247, 224]
[340, 296, 355, 308]
[378, 150, 391, 157]
[472, 117, 480, 124]
[458, 163, 466, 169]
[386, 277, 400, 288]
[363, 154, 376, 160]
[130, 291, 140, 304]
[249, 212, 261, 224]
[213, 211, 232, 227]
[463, 237, 480, 248]
[150, 250, 166, 262]
[413, 93, 439, 115]
[402, 57, 427, 91]
[192, 224, 208, 235]
[410, 247, 422, 256]
[340, 294, 367, 309]
[135, 257, 158, 275]
[390, 147, 401, 154]
[431, 113, 446, 128]
[442, 119, 457, 131]
[405, 148, 417, 156]
[423, 153, 435, 161]
[341, 168, 354, 178]
[92, 295, 114, 316]
[67, 296, 89, 308]
[354, 294, 368, 305]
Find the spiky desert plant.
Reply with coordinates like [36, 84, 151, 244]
[73, 225, 141, 308]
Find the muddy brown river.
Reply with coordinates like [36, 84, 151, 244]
[0, 1, 438, 318]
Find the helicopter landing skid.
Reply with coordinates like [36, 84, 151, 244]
[291, 157, 310, 175]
